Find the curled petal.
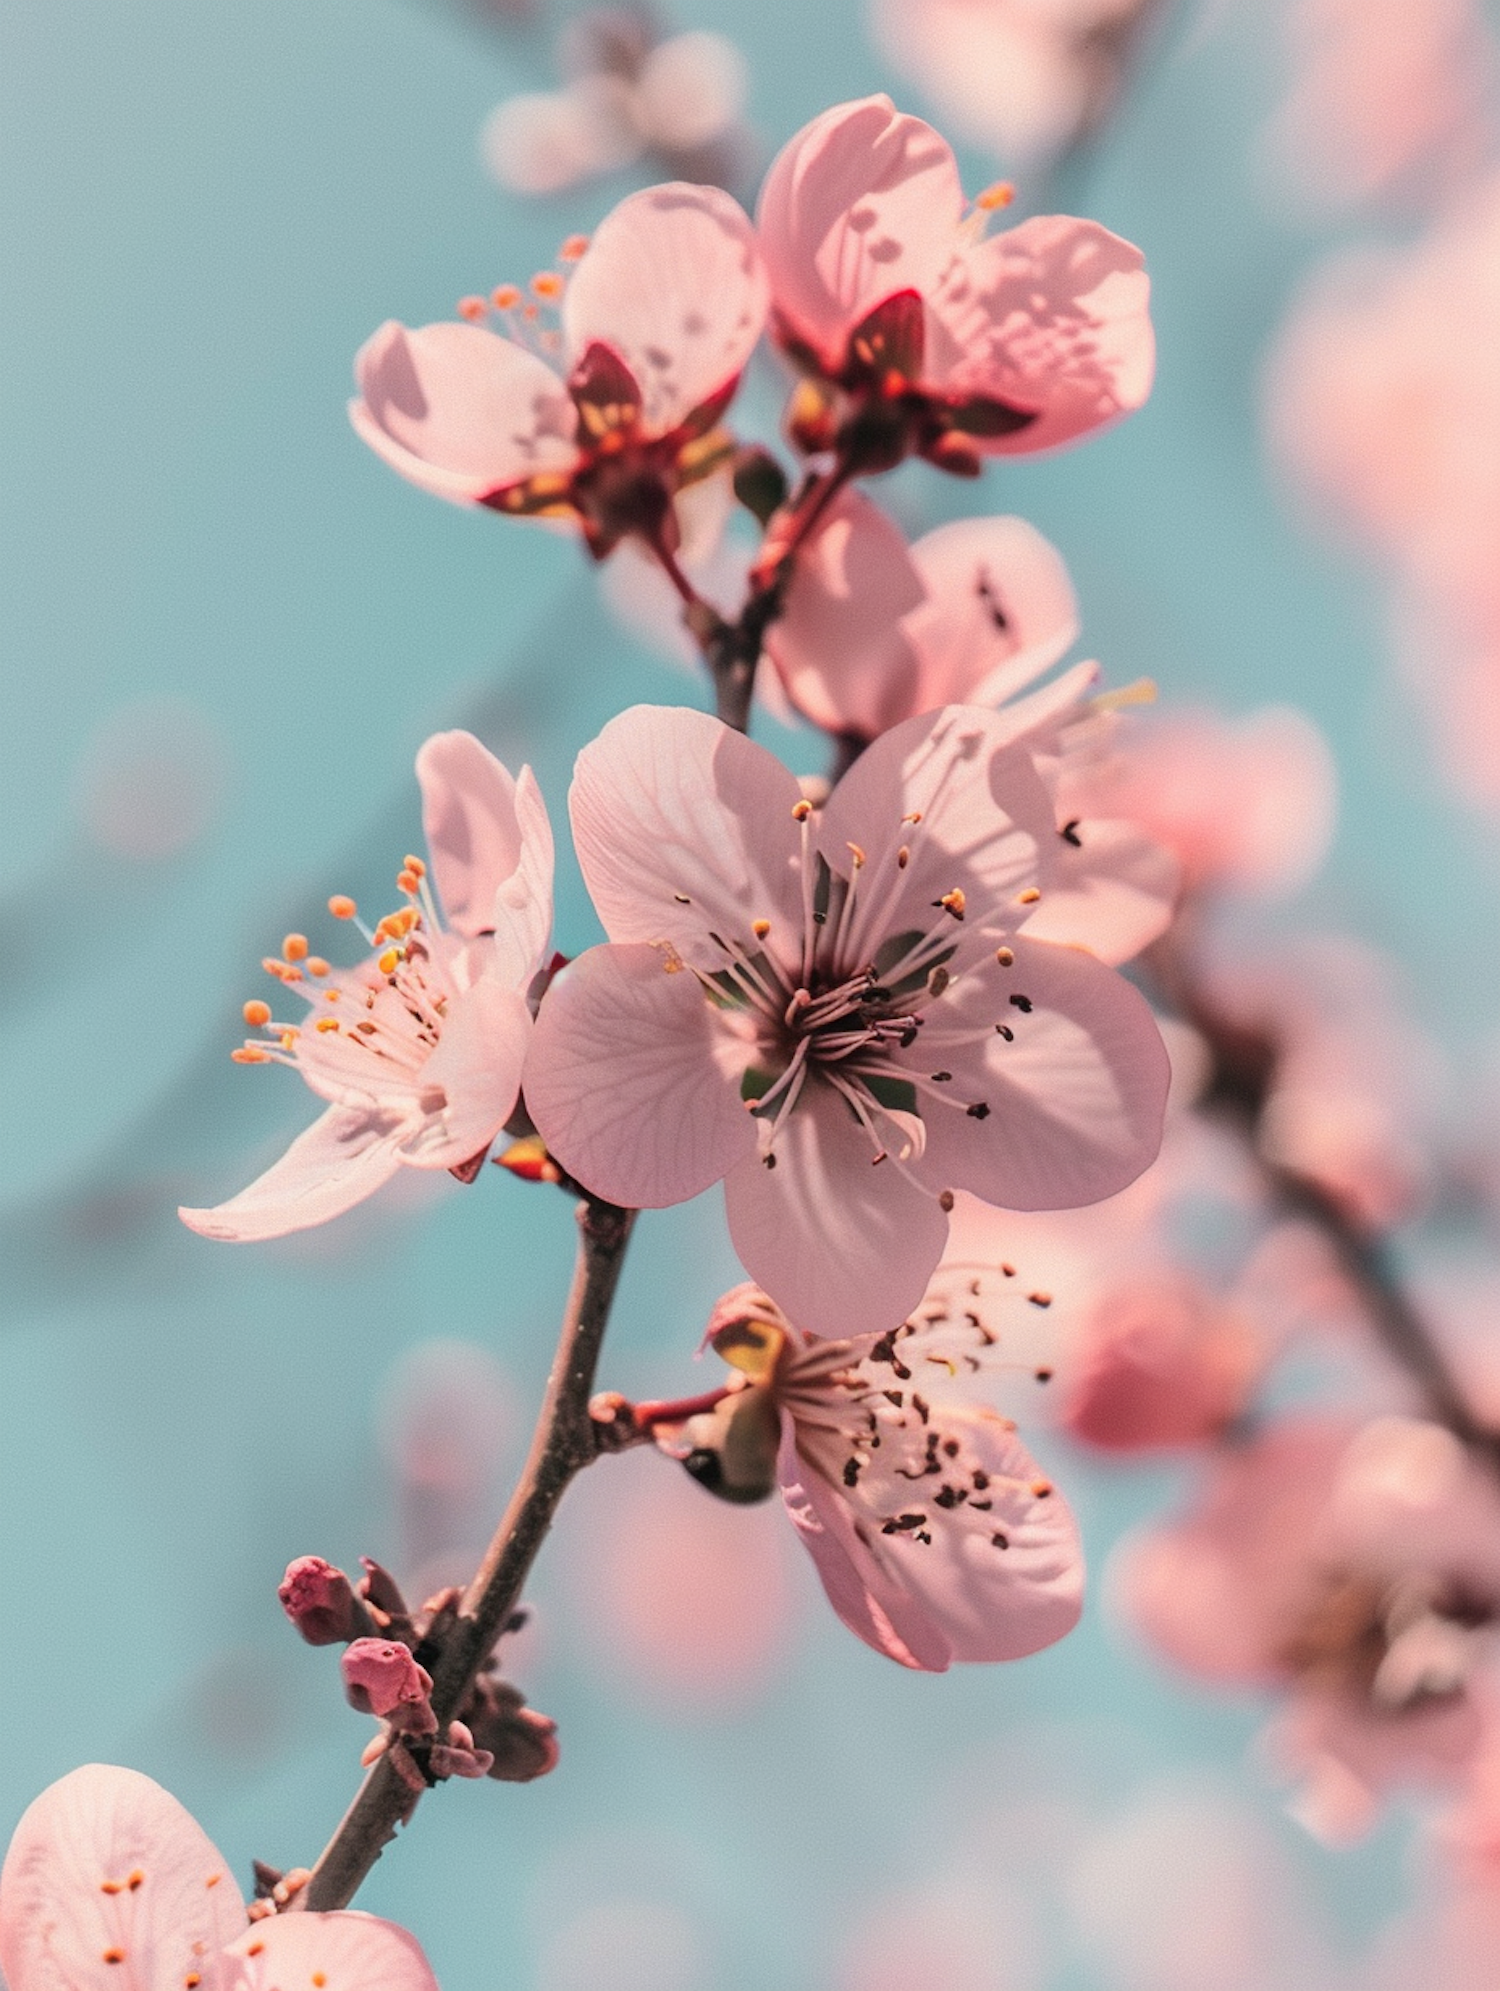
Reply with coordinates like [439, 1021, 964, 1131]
[569, 705, 804, 966]
[757, 96, 965, 366]
[417, 733, 553, 971]
[526, 942, 757, 1207]
[178, 1104, 409, 1242]
[562, 183, 768, 434]
[0, 1766, 245, 1991]
[398, 977, 531, 1171]
[901, 933, 1169, 1209]
[724, 1079, 950, 1336]
[350, 320, 577, 504]
[227, 1911, 438, 1991]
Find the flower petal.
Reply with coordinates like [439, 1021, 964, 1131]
[900, 933, 1169, 1209]
[757, 96, 965, 367]
[1022, 815, 1181, 965]
[417, 732, 554, 975]
[724, 1078, 950, 1336]
[526, 942, 757, 1207]
[930, 216, 1155, 454]
[398, 977, 531, 1170]
[350, 320, 577, 504]
[900, 513, 1080, 709]
[178, 1103, 409, 1242]
[227, 1911, 438, 1991]
[569, 705, 804, 966]
[562, 183, 768, 434]
[0, 1765, 246, 1991]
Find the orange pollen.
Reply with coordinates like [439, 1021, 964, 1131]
[902, 811, 923, 825]
[328, 895, 357, 920]
[404, 853, 426, 877]
[457, 295, 487, 322]
[560, 234, 589, 261]
[246, 1942, 264, 1958]
[378, 948, 400, 975]
[186, 1976, 202, 1988]
[1030, 1478, 1053, 1498]
[397, 870, 419, 894]
[792, 799, 813, 822]
[232, 1047, 270, 1064]
[752, 919, 771, 939]
[976, 180, 1015, 211]
[995, 947, 1014, 966]
[102, 1950, 126, 1966]
[491, 284, 522, 311]
[530, 270, 564, 300]
[101, 1881, 124, 1895]
[1018, 887, 1041, 904]
[283, 933, 309, 962]
[127, 1871, 145, 1890]
[307, 957, 329, 977]
[940, 889, 966, 916]
[262, 957, 302, 983]
[315, 1016, 341, 1034]
[313, 1978, 327, 1988]
[279, 1031, 296, 1051]
[205, 1874, 223, 1889]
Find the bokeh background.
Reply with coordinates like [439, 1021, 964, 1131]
[6, 1, 1500, 1984]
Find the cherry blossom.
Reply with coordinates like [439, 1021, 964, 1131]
[755, 94, 1153, 474]
[524, 702, 1169, 1334]
[765, 488, 1179, 963]
[0, 1764, 438, 1991]
[350, 185, 768, 556]
[1115, 1416, 1500, 1839]
[657, 1279, 1081, 1670]
[180, 730, 553, 1242]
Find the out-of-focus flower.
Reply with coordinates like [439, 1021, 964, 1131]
[764, 489, 1180, 964]
[379, 1338, 512, 1595]
[525, 702, 1169, 1335]
[756, 95, 1154, 474]
[660, 1280, 1082, 1671]
[1262, 0, 1498, 220]
[1116, 1415, 1500, 1839]
[350, 186, 767, 558]
[74, 700, 232, 862]
[869, 0, 1162, 175]
[180, 731, 553, 1242]
[1075, 703, 1336, 900]
[0, 1765, 439, 1991]
[482, 8, 752, 198]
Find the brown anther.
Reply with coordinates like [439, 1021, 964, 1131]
[792, 799, 813, 821]
[897, 845, 910, 868]
[902, 810, 923, 824]
[102, 1949, 126, 1965]
[1028, 1291, 1052, 1308]
[283, 934, 308, 962]
[995, 947, 1014, 966]
[127, 1870, 144, 1891]
[185, 1975, 202, 1988]
[243, 999, 272, 1028]
[328, 894, 357, 920]
[752, 919, 771, 938]
[1030, 1478, 1052, 1498]
[938, 1189, 955, 1212]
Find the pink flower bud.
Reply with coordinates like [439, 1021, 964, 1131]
[278, 1556, 360, 1645]
[341, 1638, 436, 1731]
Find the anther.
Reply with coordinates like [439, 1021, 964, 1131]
[752, 919, 771, 938]
[1030, 1478, 1052, 1498]
[397, 870, 420, 894]
[530, 270, 564, 300]
[847, 842, 866, 868]
[102, 1950, 126, 1966]
[491, 284, 522, 311]
[938, 1189, 955, 1212]
[243, 999, 272, 1028]
[231, 1047, 270, 1064]
[897, 845, 910, 868]
[927, 966, 950, 997]
[328, 895, 357, 920]
[995, 1024, 1013, 1041]
[1009, 993, 1033, 1012]
[976, 180, 1015, 210]
[902, 810, 923, 824]
[403, 854, 426, 878]
[1027, 1291, 1052, 1308]
[938, 889, 965, 919]
[966, 1102, 991, 1119]
[378, 948, 400, 975]
[307, 957, 329, 977]
[792, 799, 813, 821]
[1018, 887, 1041, 904]
[995, 947, 1014, 966]
[283, 934, 308, 962]
[457, 296, 488, 322]
[128, 1870, 144, 1890]
[315, 1016, 340, 1033]
[559, 234, 590, 261]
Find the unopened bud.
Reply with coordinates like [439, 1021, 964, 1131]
[428, 1719, 495, 1781]
[278, 1556, 360, 1645]
[731, 446, 790, 527]
[341, 1638, 437, 1733]
[466, 1677, 560, 1783]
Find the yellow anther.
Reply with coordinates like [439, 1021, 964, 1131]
[279, 1032, 296, 1051]
[1018, 887, 1041, 905]
[847, 842, 866, 869]
[378, 947, 400, 975]
[243, 999, 272, 1028]
[315, 1016, 340, 1033]
[560, 234, 590, 261]
[995, 947, 1014, 966]
[328, 895, 357, 920]
[792, 799, 813, 822]
[403, 854, 426, 878]
[307, 957, 329, 977]
[324, 987, 340, 1001]
[491, 284, 522, 311]
[530, 270, 564, 300]
[283, 933, 308, 962]
[231, 1046, 270, 1064]
[940, 889, 966, 918]
[975, 180, 1016, 211]
[457, 295, 488, 322]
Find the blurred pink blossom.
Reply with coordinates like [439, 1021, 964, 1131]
[0, 1765, 438, 1991]
[525, 702, 1168, 1335]
[180, 731, 553, 1242]
[379, 1338, 513, 1594]
[756, 94, 1154, 472]
[1116, 1415, 1500, 1838]
[351, 184, 767, 557]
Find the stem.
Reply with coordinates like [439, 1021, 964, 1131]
[298, 1196, 637, 1911]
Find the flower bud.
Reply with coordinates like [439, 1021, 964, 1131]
[341, 1638, 437, 1733]
[278, 1556, 361, 1645]
[465, 1677, 560, 1782]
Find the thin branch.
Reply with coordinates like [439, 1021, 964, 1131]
[298, 1196, 636, 1911]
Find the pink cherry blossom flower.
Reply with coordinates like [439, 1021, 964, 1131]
[1115, 1416, 1500, 1838]
[350, 185, 768, 557]
[524, 702, 1169, 1335]
[755, 95, 1153, 474]
[0, 1763, 438, 1991]
[765, 488, 1179, 964]
[180, 730, 553, 1243]
[659, 1279, 1082, 1671]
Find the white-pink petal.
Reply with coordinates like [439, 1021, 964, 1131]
[526, 942, 758, 1207]
[416, 733, 554, 980]
[398, 977, 531, 1171]
[178, 1104, 410, 1243]
[562, 183, 768, 434]
[0, 1765, 246, 1991]
[350, 320, 577, 505]
[226, 1910, 439, 1991]
[1021, 814, 1181, 965]
[568, 705, 805, 967]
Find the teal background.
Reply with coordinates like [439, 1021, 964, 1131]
[4, 1, 1497, 1983]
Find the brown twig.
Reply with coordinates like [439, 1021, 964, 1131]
[297, 1196, 636, 1911]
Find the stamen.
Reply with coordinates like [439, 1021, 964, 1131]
[243, 1000, 272, 1028]
[559, 234, 590, 262]
[457, 296, 488, 322]
[283, 934, 308, 962]
[328, 895, 357, 920]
